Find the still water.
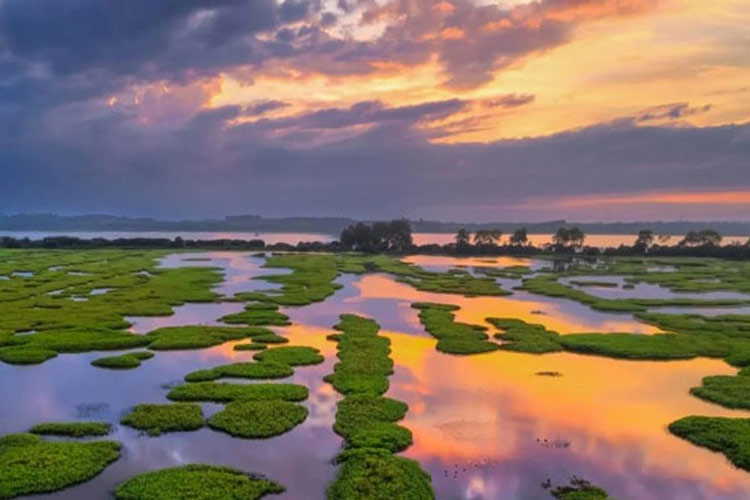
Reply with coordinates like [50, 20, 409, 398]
[2, 252, 749, 499]
[3, 231, 747, 248]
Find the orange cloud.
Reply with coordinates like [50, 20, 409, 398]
[545, 0, 658, 22]
[553, 190, 750, 207]
[439, 27, 466, 40]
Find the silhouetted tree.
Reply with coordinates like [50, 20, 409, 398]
[633, 230, 655, 252]
[473, 229, 502, 246]
[679, 229, 722, 247]
[510, 228, 528, 246]
[455, 228, 471, 250]
[553, 227, 585, 250]
[339, 219, 412, 252]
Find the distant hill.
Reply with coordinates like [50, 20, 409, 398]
[0, 214, 749, 236]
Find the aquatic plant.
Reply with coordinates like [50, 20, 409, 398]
[167, 382, 308, 403]
[0, 433, 120, 498]
[91, 351, 154, 369]
[328, 449, 434, 500]
[325, 314, 433, 498]
[120, 404, 204, 436]
[208, 400, 308, 438]
[184, 362, 293, 382]
[29, 421, 112, 437]
[114, 464, 284, 499]
[146, 326, 263, 351]
[253, 346, 324, 367]
[669, 416, 750, 471]
[413, 302, 499, 355]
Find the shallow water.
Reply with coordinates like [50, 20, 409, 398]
[560, 276, 750, 301]
[3, 252, 750, 499]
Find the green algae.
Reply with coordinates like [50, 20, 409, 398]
[0, 433, 121, 498]
[208, 400, 308, 439]
[120, 404, 204, 436]
[114, 464, 284, 500]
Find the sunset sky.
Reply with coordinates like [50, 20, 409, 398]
[1, 0, 749, 221]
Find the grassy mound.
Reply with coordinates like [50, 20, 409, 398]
[185, 362, 293, 382]
[690, 374, 750, 409]
[325, 314, 433, 498]
[147, 326, 263, 351]
[115, 464, 284, 499]
[669, 416, 750, 471]
[121, 404, 204, 436]
[253, 346, 324, 367]
[0, 433, 121, 498]
[29, 421, 111, 437]
[208, 400, 308, 438]
[91, 351, 154, 369]
[413, 303, 498, 355]
[327, 450, 433, 500]
[167, 382, 308, 403]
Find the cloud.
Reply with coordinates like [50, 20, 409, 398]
[0, 89, 747, 221]
[483, 94, 536, 108]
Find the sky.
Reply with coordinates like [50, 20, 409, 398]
[0, 0, 749, 222]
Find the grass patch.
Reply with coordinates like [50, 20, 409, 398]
[0, 433, 121, 498]
[690, 375, 750, 409]
[253, 346, 324, 367]
[120, 404, 204, 436]
[412, 303, 498, 355]
[234, 342, 267, 351]
[551, 477, 610, 499]
[91, 351, 154, 369]
[221, 303, 291, 326]
[29, 421, 111, 437]
[325, 314, 433, 498]
[327, 449, 433, 500]
[167, 382, 308, 403]
[489, 318, 562, 354]
[146, 326, 263, 351]
[184, 362, 293, 382]
[114, 464, 284, 499]
[669, 416, 750, 471]
[252, 333, 289, 344]
[208, 400, 308, 439]
[334, 395, 411, 452]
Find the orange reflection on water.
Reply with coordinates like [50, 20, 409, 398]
[353, 274, 661, 334]
[385, 332, 750, 497]
[402, 255, 538, 269]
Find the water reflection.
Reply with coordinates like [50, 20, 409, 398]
[4, 336, 341, 500]
[386, 334, 750, 500]
[560, 276, 750, 302]
[3, 252, 750, 499]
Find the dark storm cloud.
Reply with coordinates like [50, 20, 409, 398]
[0, 0, 282, 78]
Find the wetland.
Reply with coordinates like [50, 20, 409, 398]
[1, 249, 750, 499]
